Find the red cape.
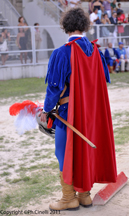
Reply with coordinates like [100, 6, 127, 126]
[63, 40, 117, 192]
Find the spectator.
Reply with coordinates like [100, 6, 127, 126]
[111, 0, 117, 14]
[111, 0, 116, 14]
[109, 11, 117, 25]
[127, 14, 129, 23]
[34, 23, 42, 63]
[109, 11, 118, 47]
[0, 34, 4, 64]
[68, 0, 81, 8]
[101, 13, 111, 46]
[92, 0, 103, 20]
[88, 0, 94, 14]
[90, 8, 100, 24]
[1, 29, 10, 65]
[124, 14, 129, 45]
[117, 42, 129, 72]
[18, 16, 32, 63]
[89, 8, 101, 41]
[117, 2, 122, 13]
[17, 28, 27, 64]
[117, 11, 127, 24]
[126, 46, 129, 59]
[104, 42, 120, 73]
[103, 0, 111, 18]
[117, 11, 127, 37]
[0, 34, 3, 45]
[18, 16, 28, 29]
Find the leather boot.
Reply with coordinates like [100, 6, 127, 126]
[49, 171, 79, 211]
[110, 66, 116, 74]
[78, 191, 92, 207]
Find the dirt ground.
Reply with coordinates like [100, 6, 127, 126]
[0, 86, 129, 216]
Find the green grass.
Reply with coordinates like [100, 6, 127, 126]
[4, 139, 10, 144]
[114, 125, 129, 145]
[1, 74, 129, 210]
[0, 145, 5, 148]
[112, 111, 129, 145]
[0, 78, 47, 99]
[108, 72, 129, 87]
[0, 171, 60, 210]
[0, 74, 129, 99]
[21, 141, 32, 147]
[0, 172, 11, 177]
[0, 136, 4, 142]
[7, 164, 15, 168]
[16, 161, 58, 173]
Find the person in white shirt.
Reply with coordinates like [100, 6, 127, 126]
[90, 8, 99, 24]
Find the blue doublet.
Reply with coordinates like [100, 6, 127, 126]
[44, 36, 110, 171]
[44, 36, 110, 129]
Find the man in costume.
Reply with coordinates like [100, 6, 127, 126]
[104, 42, 120, 73]
[39, 8, 117, 211]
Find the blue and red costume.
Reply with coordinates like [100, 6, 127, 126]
[44, 35, 117, 192]
[104, 48, 120, 68]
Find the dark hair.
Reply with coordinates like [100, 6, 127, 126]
[118, 3, 121, 6]
[60, 8, 90, 33]
[2, 29, 7, 32]
[93, 7, 98, 12]
[18, 16, 23, 23]
[34, 23, 39, 26]
[103, 12, 108, 17]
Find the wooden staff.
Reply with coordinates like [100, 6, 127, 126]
[53, 113, 96, 149]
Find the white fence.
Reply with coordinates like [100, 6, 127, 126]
[0, 24, 129, 68]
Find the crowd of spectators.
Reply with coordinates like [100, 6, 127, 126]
[104, 42, 129, 73]
[88, 0, 129, 73]
[89, 0, 129, 46]
[0, 16, 42, 65]
[0, 1, 129, 71]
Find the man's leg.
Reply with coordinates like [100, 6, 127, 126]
[55, 126, 66, 171]
[49, 126, 79, 211]
[109, 59, 116, 74]
[125, 59, 129, 71]
[120, 59, 125, 72]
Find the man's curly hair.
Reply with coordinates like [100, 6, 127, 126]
[60, 8, 90, 33]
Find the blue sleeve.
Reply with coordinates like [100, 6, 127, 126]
[104, 49, 112, 64]
[113, 48, 120, 59]
[99, 50, 111, 83]
[117, 48, 121, 57]
[44, 48, 70, 112]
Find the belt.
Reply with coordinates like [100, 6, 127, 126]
[58, 96, 69, 105]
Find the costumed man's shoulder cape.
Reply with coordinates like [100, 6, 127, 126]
[63, 39, 117, 192]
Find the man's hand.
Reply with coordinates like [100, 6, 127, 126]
[38, 112, 47, 122]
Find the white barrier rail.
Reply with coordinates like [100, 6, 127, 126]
[0, 24, 129, 68]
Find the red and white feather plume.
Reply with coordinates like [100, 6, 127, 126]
[9, 100, 43, 135]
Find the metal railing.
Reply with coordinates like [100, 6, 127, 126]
[0, 24, 129, 67]
[86, 23, 129, 49]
